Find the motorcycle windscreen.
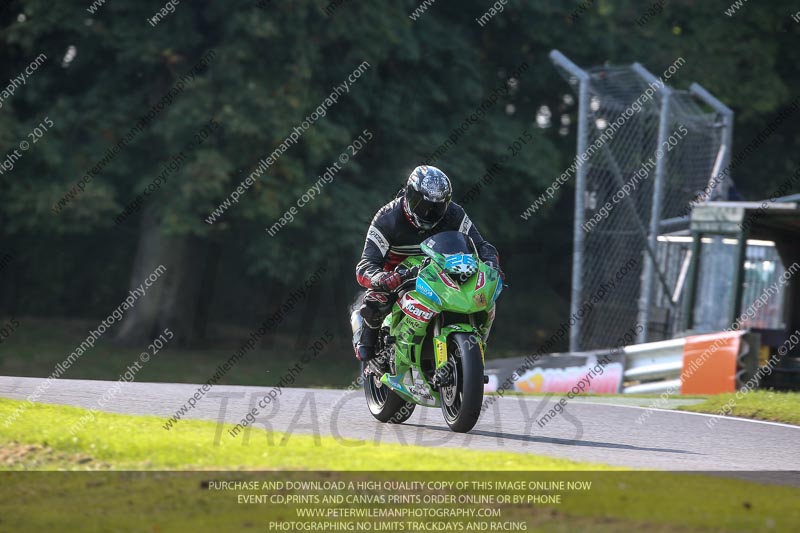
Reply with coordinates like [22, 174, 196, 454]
[421, 231, 478, 275]
[421, 231, 474, 255]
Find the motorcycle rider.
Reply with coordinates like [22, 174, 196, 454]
[355, 165, 503, 372]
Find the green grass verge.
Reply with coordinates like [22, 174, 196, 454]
[0, 397, 612, 471]
[678, 390, 800, 425]
[0, 398, 798, 532]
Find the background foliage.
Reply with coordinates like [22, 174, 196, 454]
[1, 0, 798, 366]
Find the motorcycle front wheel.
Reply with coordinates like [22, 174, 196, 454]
[439, 332, 484, 433]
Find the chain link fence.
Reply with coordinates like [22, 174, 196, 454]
[550, 51, 732, 351]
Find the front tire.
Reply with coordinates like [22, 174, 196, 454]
[440, 332, 484, 433]
[362, 362, 416, 424]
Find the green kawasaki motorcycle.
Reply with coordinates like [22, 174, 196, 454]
[351, 231, 504, 433]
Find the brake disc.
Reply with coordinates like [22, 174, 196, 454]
[440, 364, 458, 407]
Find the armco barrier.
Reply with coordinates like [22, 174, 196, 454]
[485, 330, 760, 395]
[623, 330, 759, 394]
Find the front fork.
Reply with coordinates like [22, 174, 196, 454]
[431, 303, 495, 358]
[431, 322, 487, 388]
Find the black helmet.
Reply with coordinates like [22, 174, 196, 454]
[403, 166, 452, 230]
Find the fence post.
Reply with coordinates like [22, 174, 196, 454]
[690, 82, 735, 200]
[631, 63, 672, 343]
[550, 50, 590, 352]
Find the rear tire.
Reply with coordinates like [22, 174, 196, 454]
[440, 332, 484, 433]
[362, 362, 416, 424]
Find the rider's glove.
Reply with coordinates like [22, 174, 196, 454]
[485, 261, 505, 283]
[374, 267, 418, 292]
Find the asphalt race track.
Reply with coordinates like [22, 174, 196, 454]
[2, 376, 799, 474]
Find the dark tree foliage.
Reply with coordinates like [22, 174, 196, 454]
[0, 0, 797, 350]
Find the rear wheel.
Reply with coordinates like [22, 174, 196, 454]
[362, 361, 416, 424]
[440, 332, 484, 433]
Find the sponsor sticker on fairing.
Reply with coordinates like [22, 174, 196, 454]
[434, 338, 448, 367]
[416, 277, 441, 305]
[438, 270, 459, 289]
[444, 253, 477, 275]
[473, 292, 488, 307]
[400, 293, 435, 322]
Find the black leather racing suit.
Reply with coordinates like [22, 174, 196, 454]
[355, 197, 499, 348]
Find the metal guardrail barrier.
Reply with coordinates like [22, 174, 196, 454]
[621, 330, 759, 394]
[622, 337, 687, 394]
[484, 330, 760, 395]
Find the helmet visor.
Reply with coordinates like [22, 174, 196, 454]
[410, 197, 448, 226]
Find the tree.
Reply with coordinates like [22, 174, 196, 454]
[1, 0, 798, 351]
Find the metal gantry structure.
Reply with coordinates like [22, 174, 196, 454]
[549, 50, 734, 352]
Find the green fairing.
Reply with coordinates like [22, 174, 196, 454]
[378, 250, 500, 407]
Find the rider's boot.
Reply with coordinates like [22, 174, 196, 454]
[356, 324, 378, 361]
[357, 325, 388, 375]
